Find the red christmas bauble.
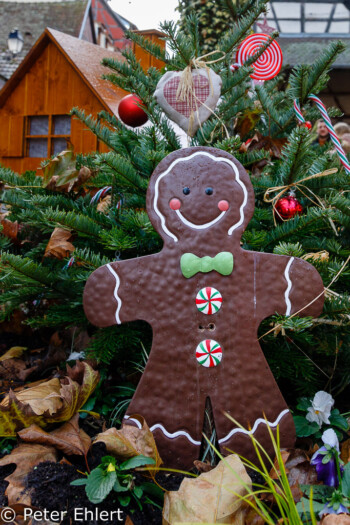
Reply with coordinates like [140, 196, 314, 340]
[275, 196, 303, 220]
[118, 94, 148, 127]
[303, 121, 312, 130]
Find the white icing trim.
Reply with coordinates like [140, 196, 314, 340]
[175, 209, 226, 229]
[218, 409, 290, 444]
[284, 257, 294, 316]
[124, 415, 142, 429]
[153, 151, 249, 242]
[106, 263, 122, 324]
[124, 409, 290, 447]
[150, 424, 201, 445]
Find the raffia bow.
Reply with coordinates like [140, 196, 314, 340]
[263, 168, 338, 231]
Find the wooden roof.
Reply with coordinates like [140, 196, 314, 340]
[0, 27, 125, 114]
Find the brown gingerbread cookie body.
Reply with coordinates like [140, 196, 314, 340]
[83, 147, 324, 468]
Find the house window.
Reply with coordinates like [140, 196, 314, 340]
[26, 115, 71, 158]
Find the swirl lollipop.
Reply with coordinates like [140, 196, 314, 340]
[234, 33, 283, 81]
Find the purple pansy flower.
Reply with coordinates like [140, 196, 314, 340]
[319, 502, 348, 517]
[311, 429, 341, 487]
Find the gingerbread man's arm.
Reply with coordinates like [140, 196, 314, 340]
[83, 255, 156, 327]
[255, 253, 325, 320]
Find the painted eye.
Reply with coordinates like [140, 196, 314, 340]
[183, 187, 190, 195]
[205, 187, 213, 195]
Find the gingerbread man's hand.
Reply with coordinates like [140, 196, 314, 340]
[83, 257, 155, 327]
[287, 257, 325, 318]
[255, 253, 324, 321]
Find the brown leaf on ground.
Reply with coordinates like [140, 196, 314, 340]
[0, 362, 99, 436]
[193, 460, 214, 473]
[269, 449, 316, 504]
[1, 218, 19, 242]
[0, 444, 57, 505]
[341, 439, 350, 464]
[0, 358, 36, 383]
[243, 504, 266, 525]
[163, 454, 251, 524]
[0, 347, 27, 361]
[18, 414, 91, 456]
[321, 514, 350, 525]
[44, 227, 74, 259]
[125, 518, 135, 525]
[95, 415, 162, 469]
[3, 378, 63, 415]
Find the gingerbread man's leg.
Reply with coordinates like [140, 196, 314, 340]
[123, 335, 207, 469]
[208, 338, 296, 464]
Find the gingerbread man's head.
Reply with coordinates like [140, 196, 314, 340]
[146, 147, 255, 246]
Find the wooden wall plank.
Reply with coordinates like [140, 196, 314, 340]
[8, 116, 24, 156]
[0, 115, 9, 156]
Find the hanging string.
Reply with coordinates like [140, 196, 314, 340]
[294, 96, 350, 175]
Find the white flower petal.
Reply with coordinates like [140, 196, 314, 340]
[322, 428, 339, 451]
[306, 407, 322, 426]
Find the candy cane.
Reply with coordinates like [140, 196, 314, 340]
[293, 99, 305, 124]
[63, 256, 75, 270]
[90, 186, 112, 205]
[294, 96, 350, 175]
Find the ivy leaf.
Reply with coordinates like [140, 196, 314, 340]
[293, 415, 319, 437]
[113, 477, 129, 493]
[118, 493, 131, 506]
[85, 468, 116, 504]
[296, 397, 312, 412]
[71, 478, 88, 486]
[120, 455, 156, 471]
[329, 409, 349, 431]
[300, 484, 333, 500]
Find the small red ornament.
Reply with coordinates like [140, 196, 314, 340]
[118, 94, 148, 127]
[275, 195, 303, 220]
[303, 121, 312, 130]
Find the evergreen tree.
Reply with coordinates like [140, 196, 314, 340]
[1, 0, 349, 410]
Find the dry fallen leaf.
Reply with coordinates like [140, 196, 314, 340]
[163, 454, 251, 525]
[193, 460, 214, 473]
[18, 413, 91, 456]
[125, 518, 135, 525]
[1, 218, 19, 242]
[44, 227, 74, 259]
[341, 439, 350, 464]
[321, 515, 350, 525]
[0, 347, 27, 361]
[0, 444, 57, 505]
[0, 362, 99, 435]
[95, 415, 162, 469]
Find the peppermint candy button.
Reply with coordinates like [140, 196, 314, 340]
[196, 287, 222, 315]
[196, 339, 223, 368]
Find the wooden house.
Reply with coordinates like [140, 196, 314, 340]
[0, 0, 137, 88]
[0, 27, 165, 173]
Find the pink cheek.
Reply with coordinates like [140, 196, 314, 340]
[218, 200, 229, 211]
[169, 198, 181, 210]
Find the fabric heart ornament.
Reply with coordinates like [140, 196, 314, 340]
[154, 68, 222, 137]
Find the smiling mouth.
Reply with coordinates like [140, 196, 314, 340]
[175, 209, 226, 229]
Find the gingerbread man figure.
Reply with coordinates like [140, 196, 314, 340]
[83, 147, 324, 468]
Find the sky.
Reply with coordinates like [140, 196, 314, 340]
[111, 0, 180, 30]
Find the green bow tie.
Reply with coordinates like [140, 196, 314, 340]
[180, 252, 234, 278]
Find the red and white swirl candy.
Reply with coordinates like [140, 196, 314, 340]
[232, 33, 283, 81]
[196, 287, 222, 315]
[196, 339, 223, 368]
